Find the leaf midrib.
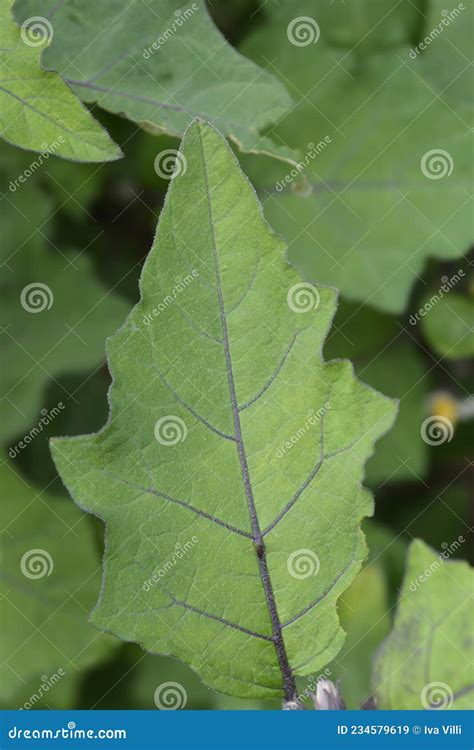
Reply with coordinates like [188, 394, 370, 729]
[197, 123, 297, 702]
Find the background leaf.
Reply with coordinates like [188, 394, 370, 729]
[239, 0, 473, 313]
[421, 292, 474, 360]
[14, 0, 295, 163]
[0, 0, 120, 161]
[0, 461, 117, 705]
[1, 174, 130, 445]
[373, 539, 473, 709]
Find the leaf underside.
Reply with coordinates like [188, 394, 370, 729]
[373, 539, 474, 710]
[52, 119, 396, 700]
[0, 0, 121, 161]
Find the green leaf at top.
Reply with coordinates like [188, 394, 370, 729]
[240, 0, 473, 313]
[0, 460, 116, 704]
[51, 119, 396, 701]
[421, 292, 474, 360]
[373, 539, 473, 710]
[14, 0, 295, 164]
[0, 0, 121, 161]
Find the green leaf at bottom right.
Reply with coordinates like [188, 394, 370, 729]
[373, 539, 473, 710]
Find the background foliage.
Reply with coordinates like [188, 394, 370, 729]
[1, 0, 472, 710]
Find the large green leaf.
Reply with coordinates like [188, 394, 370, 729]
[14, 0, 294, 164]
[0, 461, 116, 703]
[1, 176, 130, 445]
[0, 0, 120, 161]
[240, 0, 473, 312]
[373, 539, 473, 709]
[51, 119, 396, 701]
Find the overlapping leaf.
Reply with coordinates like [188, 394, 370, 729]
[0, 461, 116, 704]
[14, 0, 294, 164]
[240, 0, 473, 312]
[373, 539, 473, 709]
[0, 0, 120, 161]
[51, 120, 396, 700]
